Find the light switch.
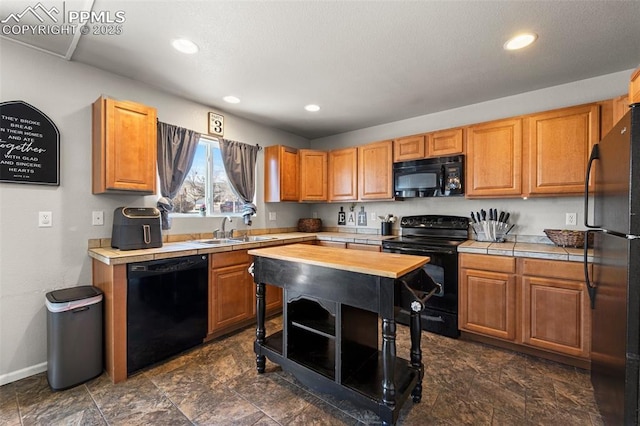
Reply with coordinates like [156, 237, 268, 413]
[269, 212, 277, 221]
[92, 210, 104, 226]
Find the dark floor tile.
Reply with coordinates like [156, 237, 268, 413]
[0, 383, 20, 426]
[86, 372, 190, 425]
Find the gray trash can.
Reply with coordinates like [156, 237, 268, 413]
[46, 285, 103, 390]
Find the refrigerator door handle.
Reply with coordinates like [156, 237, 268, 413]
[584, 143, 600, 228]
[584, 229, 600, 309]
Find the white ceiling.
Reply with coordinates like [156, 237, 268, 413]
[2, 1, 640, 139]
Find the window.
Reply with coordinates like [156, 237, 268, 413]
[171, 137, 243, 216]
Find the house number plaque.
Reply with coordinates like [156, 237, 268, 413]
[208, 112, 224, 137]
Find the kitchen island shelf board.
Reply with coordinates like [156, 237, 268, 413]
[250, 244, 429, 425]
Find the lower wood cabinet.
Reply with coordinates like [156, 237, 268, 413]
[459, 254, 517, 341]
[314, 240, 381, 252]
[520, 258, 591, 359]
[208, 249, 282, 338]
[459, 253, 592, 365]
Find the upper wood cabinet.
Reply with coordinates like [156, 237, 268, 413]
[630, 65, 640, 104]
[358, 140, 393, 200]
[328, 147, 358, 201]
[264, 145, 299, 202]
[428, 128, 463, 157]
[299, 149, 328, 201]
[393, 134, 425, 162]
[466, 118, 523, 197]
[92, 96, 157, 194]
[599, 95, 629, 138]
[524, 104, 599, 196]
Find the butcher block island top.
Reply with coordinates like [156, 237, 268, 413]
[247, 243, 429, 278]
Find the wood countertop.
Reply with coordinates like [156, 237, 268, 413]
[248, 243, 429, 279]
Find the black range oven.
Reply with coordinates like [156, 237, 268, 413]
[382, 215, 469, 338]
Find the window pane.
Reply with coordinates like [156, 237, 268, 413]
[171, 139, 243, 216]
[173, 143, 206, 214]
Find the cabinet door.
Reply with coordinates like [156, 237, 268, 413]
[459, 268, 517, 341]
[264, 145, 299, 202]
[328, 147, 358, 201]
[393, 134, 425, 162]
[315, 240, 347, 249]
[521, 276, 590, 358]
[525, 104, 599, 196]
[92, 97, 157, 194]
[358, 140, 393, 200]
[428, 128, 463, 157]
[209, 263, 254, 333]
[466, 118, 522, 197]
[630, 65, 640, 104]
[299, 149, 328, 201]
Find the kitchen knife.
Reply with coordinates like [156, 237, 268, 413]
[493, 209, 498, 222]
[488, 209, 492, 221]
[503, 212, 510, 223]
[471, 212, 477, 223]
[498, 211, 505, 223]
[481, 209, 486, 221]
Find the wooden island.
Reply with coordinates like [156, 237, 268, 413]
[248, 244, 430, 425]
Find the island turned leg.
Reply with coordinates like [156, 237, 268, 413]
[381, 318, 397, 413]
[255, 282, 266, 373]
[410, 308, 424, 403]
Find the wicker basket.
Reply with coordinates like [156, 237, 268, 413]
[543, 229, 593, 248]
[298, 218, 322, 232]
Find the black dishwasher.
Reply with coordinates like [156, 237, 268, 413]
[127, 254, 208, 374]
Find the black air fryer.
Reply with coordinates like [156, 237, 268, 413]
[111, 207, 162, 250]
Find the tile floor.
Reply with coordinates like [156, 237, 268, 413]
[0, 316, 603, 425]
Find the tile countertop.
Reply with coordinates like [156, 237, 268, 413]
[87, 232, 397, 266]
[88, 232, 593, 266]
[458, 240, 594, 263]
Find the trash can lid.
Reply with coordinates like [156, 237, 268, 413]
[46, 286, 102, 304]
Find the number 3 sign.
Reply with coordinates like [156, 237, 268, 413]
[208, 112, 224, 137]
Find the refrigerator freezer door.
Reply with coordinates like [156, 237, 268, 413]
[591, 232, 640, 425]
[594, 106, 640, 237]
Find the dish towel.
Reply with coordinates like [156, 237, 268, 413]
[242, 202, 257, 225]
[157, 197, 173, 230]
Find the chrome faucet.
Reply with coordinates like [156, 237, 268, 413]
[221, 216, 232, 238]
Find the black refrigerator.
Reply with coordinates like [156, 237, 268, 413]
[585, 103, 640, 425]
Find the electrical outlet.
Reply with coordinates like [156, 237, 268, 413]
[38, 211, 52, 227]
[92, 210, 104, 226]
[371, 212, 377, 221]
[566, 213, 577, 226]
[312, 212, 318, 219]
[269, 212, 277, 221]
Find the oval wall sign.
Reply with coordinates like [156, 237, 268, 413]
[0, 100, 60, 186]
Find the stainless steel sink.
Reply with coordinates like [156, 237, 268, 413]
[192, 238, 239, 245]
[236, 236, 275, 242]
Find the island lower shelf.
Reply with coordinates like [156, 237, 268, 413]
[258, 329, 419, 405]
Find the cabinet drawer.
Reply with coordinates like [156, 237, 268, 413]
[210, 250, 251, 268]
[520, 258, 589, 281]
[459, 254, 515, 273]
[346, 243, 381, 252]
[315, 241, 347, 249]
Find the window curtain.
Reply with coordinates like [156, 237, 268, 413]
[156, 121, 201, 229]
[219, 139, 259, 225]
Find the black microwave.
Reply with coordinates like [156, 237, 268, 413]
[393, 155, 464, 198]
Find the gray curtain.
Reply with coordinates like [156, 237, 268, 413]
[156, 122, 201, 229]
[219, 139, 259, 225]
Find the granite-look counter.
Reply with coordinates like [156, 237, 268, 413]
[458, 240, 594, 263]
[88, 232, 398, 265]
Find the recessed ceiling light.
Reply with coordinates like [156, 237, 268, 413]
[223, 96, 240, 104]
[503, 33, 538, 51]
[304, 104, 320, 112]
[171, 38, 199, 54]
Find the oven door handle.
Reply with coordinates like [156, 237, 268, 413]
[385, 246, 455, 255]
